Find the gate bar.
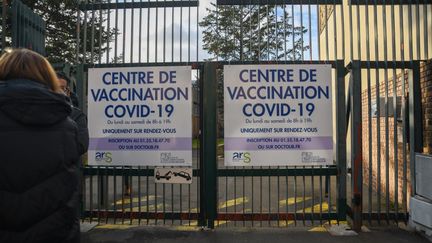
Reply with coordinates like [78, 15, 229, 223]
[351, 60, 363, 231]
[408, 61, 422, 195]
[217, 0, 343, 5]
[202, 62, 218, 229]
[78, 1, 199, 11]
[336, 60, 347, 221]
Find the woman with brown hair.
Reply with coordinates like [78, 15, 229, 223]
[0, 48, 84, 243]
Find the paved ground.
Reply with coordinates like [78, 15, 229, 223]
[81, 224, 430, 243]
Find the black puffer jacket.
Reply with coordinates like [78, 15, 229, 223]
[0, 79, 83, 243]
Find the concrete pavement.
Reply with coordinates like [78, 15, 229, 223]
[81, 224, 429, 243]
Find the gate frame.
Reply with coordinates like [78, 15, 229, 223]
[200, 60, 348, 228]
[347, 60, 423, 231]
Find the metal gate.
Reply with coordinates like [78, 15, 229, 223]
[75, 0, 432, 231]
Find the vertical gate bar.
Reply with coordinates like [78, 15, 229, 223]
[188, 0, 191, 63]
[260, 168, 263, 226]
[172, 3, 174, 62]
[399, 2, 407, 220]
[138, 166, 141, 225]
[333, 0, 337, 61]
[365, 0, 373, 224]
[1, 0, 6, 51]
[269, 168, 271, 226]
[106, 0, 110, 63]
[196, 1, 199, 61]
[89, 169, 93, 223]
[82, 1, 88, 64]
[202, 62, 218, 229]
[415, 0, 420, 60]
[130, 0, 134, 63]
[163, 0, 166, 62]
[163, 182, 166, 224]
[373, 0, 381, 224]
[146, 166, 149, 225]
[266, 3, 269, 61]
[424, 3, 428, 58]
[121, 166, 125, 224]
[243, 167, 246, 226]
[325, 0, 329, 61]
[300, 1, 304, 61]
[252, 170, 255, 226]
[139, 0, 142, 63]
[319, 166, 323, 225]
[391, 0, 399, 223]
[308, 0, 312, 60]
[172, 179, 174, 224]
[90, 2, 96, 63]
[147, 0, 150, 63]
[82, 168, 86, 223]
[122, 0, 126, 63]
[98, 0, 102, 63]
[408, 61, 422, 196]
[180, 0, 183, 62]
[97, 166, 101, 224]
[284, 0, 288, 61]
[336, 60, 347, 222]
[235, 170, 238, 227]
[128, 168, 132, 224]
[311, 169, 315, 225]
[199, 66, 205, 227]
[285, 167, 289, 226]
[155, 173, 158, 225]
[382, 2, 390, 224]
[302, 167, 306, 226]
[114, 0, 118, 64]
[351, 60, 363, 232]
[349, 0, 353, 60]
[328, 172, 331, 224]
[113, 167, 117, 224]
[408, 1, 413, 62]
[341, 0, 345, 61]
[225, 171, 228, 227]
[277, 167, 280, 226]
[317, 2, 320, 61]
[294, 166, 297, 226]
[155, 0, 158, 62]
[180, 184, 183, 225]
[291, 1, 294, 61]
[106, 167, 109, 224]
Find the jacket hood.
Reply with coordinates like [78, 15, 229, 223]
[0, 79, 72, 126]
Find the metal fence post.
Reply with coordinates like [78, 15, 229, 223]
[74, 64, 85, 112]
[336, 60, 347, 221]
[351, 60, 362, 231]
[201, 62, 218, 228]
[408, 61, 423, 196]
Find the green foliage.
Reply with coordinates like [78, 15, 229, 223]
[19, 0, 117, 64]
[199, 3, 309, 61]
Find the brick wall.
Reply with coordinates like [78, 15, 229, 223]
[361, 60, 432, 207]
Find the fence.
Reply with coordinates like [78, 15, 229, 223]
[74, 0, 431, 230]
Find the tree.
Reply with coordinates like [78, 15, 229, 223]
[199, 3, 309, 61]
[18, 0, 117, 64]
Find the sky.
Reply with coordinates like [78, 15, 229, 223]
[82, 0, 320, 64]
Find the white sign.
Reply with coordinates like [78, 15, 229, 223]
[154, 167, 193, 184]
[224, 65, 333, 166]
[88, 66, 192, 166]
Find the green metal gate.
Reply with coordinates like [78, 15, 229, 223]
[75, 0, 431, 231]
[0, 0, 45, 54]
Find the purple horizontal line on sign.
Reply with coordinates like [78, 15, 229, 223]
[89, 137, 192, 151]
[224, 136, 333, 151]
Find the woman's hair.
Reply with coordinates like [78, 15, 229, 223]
[0, 48, 60, 92]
